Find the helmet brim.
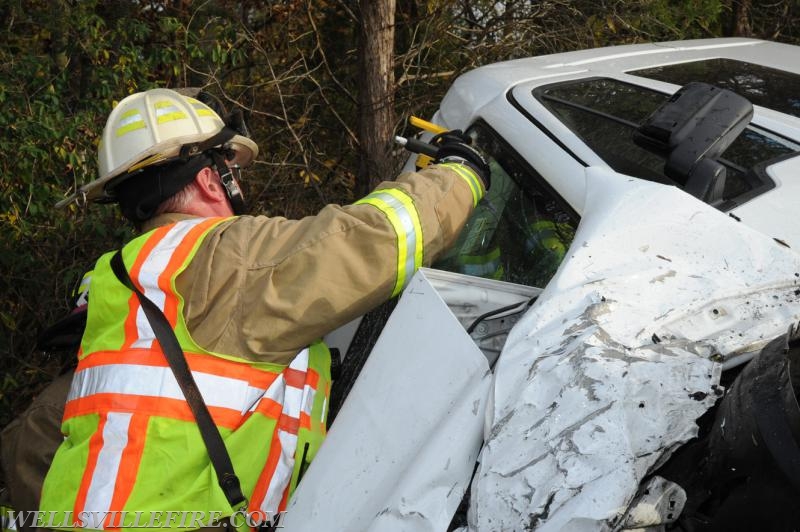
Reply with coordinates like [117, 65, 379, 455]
[64, 133, 258, 205]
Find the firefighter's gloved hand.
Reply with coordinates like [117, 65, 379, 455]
[432, 130, 491, 190]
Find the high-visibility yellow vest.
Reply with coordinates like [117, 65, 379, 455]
[456, 246, 504, 280]
[525, 219, 570, 258]
[40, 218, 331, 531]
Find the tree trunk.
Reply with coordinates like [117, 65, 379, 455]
[356, 0, 397, 197]
[731, 0, 752, 36]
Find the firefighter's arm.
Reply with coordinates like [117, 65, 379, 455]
[0, 372, 72, 520]
[180, 130, 489, 363]
[182, 162, 485, 363]
[259, 162, 485, 333]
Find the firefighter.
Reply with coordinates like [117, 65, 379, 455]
[1, 88, 489, 530]
[522, 218, 574, 284]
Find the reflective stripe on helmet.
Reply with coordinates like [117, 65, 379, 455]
[115, 109, 146, 137]
[62, 88, 260, 207]
[155, 101, 188, 124]
[186, 97, 217, 117]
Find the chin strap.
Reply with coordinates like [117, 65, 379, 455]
[209, 151, 247, 215]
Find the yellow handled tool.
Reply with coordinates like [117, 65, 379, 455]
[396, 116, 448, 169]
[409, 116, 447, 135]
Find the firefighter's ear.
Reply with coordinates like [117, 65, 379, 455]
[194, 167, 227, 202]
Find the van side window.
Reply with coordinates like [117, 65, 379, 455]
[535, 77, 798, 208]
[434, 121, 579, 289]
[633, 59, 800, 121]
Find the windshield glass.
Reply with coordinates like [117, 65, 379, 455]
[434, 122, 579, 289]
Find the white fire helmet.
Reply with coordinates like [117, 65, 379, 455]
[59, 88, 258, 206]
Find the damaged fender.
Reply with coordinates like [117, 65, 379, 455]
[470, 167, 800, 531]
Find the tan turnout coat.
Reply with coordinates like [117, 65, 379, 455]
[1, 164, 481, 520]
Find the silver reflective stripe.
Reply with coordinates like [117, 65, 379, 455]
[155, 105, 180, 118]
[118, 113, 143, 129]
[130, 219, 206, 349]
[69, 364, 267, 415]
[462, 260, 501, 277]
[257, 348, 311, 515]
[376, 192, 417, 285]
[354, 189, 422, 296]
[82, 412, 132, 520]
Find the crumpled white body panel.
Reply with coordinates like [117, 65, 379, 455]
[470, 167, 800, 531]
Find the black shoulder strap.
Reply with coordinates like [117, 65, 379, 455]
[109, 251, 246, 510]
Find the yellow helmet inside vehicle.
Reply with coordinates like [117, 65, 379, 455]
[57, 88, 258, 208]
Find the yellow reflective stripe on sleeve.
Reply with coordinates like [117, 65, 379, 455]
[355, 188, 423, 297]
[116, 109, 146, 137]
[440, 162, 484, 207]
[155, 100, 188, 124]
[384, 189, 424, 271]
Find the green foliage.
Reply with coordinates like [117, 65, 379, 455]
[2, 0, 800, 432]
[584, 0, 725, 45]
[0, 0, 281, 427]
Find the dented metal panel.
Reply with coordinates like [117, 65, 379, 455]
[470, 167, 800, 531]
[283, 270, 495, 532]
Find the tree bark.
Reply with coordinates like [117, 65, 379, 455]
[356, 0, 397, 197]
[732, 0, 752, 37]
